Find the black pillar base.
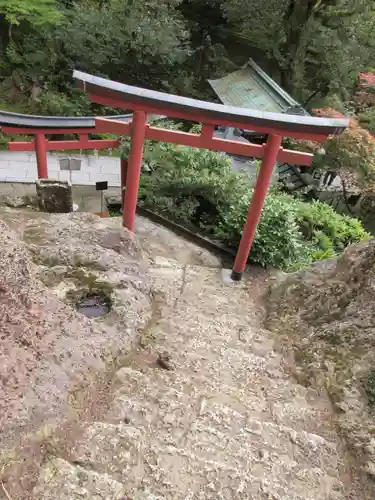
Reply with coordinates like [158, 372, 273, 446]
[230, 270, 242, 281]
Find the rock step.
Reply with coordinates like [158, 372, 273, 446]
[32, 458, 127, 500]
[110, 364, 334, 437]
[67, 420, 341, 500]
[32, 258, 347, 499]
[111, 368, 338, 461]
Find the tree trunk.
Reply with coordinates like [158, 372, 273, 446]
[281, 0, 317, 95]
[31, 81, 43, 101]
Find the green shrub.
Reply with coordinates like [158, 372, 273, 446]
[137, 145, 239, 227]
[121, 134, 369, 271]
[359, 106, 375, 136]
[35, 88, 91, 117]
[214, 192, 314, 270]
[293, 199, 369, 256]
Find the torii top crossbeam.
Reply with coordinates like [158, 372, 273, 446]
[74, 70, 347, 142]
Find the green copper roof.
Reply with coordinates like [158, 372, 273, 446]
[208, 59, 304, 114]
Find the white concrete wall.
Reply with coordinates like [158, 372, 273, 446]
[0, 151, 121, 186]
[0, 148, 276, 189]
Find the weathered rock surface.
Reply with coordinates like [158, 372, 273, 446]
[267, 239, 375, 493]
[0, 208, 369, 499]
[0, 213, 151, 449]
[33, 458, 127, 500]
[4, 195, 29, 208]
[55, 261, 361, 499]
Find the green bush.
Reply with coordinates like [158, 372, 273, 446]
[293, 198, 369, 257]
[359, 106, 375, 136]
[35, 88, 91, 117]
[121, 136, 369, 270]
[213, 193, 313, 270]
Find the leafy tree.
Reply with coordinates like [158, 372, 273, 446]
[54, 0, 191, 93]
[218, 0, 375, 101]
[0, 0, 63, 104]
[288, 108, 375, 198]
[0, 0, 62, 39]
[317, 120, 375, 191]
[359, 106, 375, 136]
[0, 0, 61, 27]
[0, 0, 192, 111]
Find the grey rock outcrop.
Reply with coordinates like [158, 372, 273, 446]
[267, 238, 375, 491]
[0, 213, 151, 448]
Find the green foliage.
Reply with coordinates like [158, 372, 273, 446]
[35, 88, 91, 116]
[292, 198, 370, 258]
[359, 107, 375, 136]
[314, 120, 375, 185]
[121, 136, 368, 270]
[312, 93, 349, 114]
[0, 0, 375, 119]
[190, 123, 203, 134]
[215, 192, 314, 270]
[54, 0, 190, 92]
[220, 0, 375, 101]
[0, 0, 62, 27]
[0, 0, 192, 115]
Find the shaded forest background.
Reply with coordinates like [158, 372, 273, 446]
[1, 0, 375, 117]
[1, 0, 375, 271]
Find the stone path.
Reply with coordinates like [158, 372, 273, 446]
[28, 219, 359, 499]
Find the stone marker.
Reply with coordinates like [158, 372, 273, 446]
[36, 179, 73, 213]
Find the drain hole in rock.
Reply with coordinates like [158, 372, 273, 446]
[76, 292, 111, 318]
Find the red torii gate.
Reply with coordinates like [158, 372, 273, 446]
[0, 112, 134, 178]
[73, 70, 348, 280]
[1, 73, 348, 280]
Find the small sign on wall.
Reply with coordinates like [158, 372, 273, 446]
[60, 158, 82, 171]
[59, 158, 82, 184]
[95, 181, 108, 191]
[95, 181, 108, 217]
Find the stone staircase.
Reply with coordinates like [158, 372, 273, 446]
[30, 255, 355, 499]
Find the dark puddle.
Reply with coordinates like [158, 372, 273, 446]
[76, 292, 111, 318]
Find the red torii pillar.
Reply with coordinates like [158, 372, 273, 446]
[231, 134, 282, 280]
[122, 112, 282, 280]
[123, 111, 147, 232]
[34, 133, 48, 179]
